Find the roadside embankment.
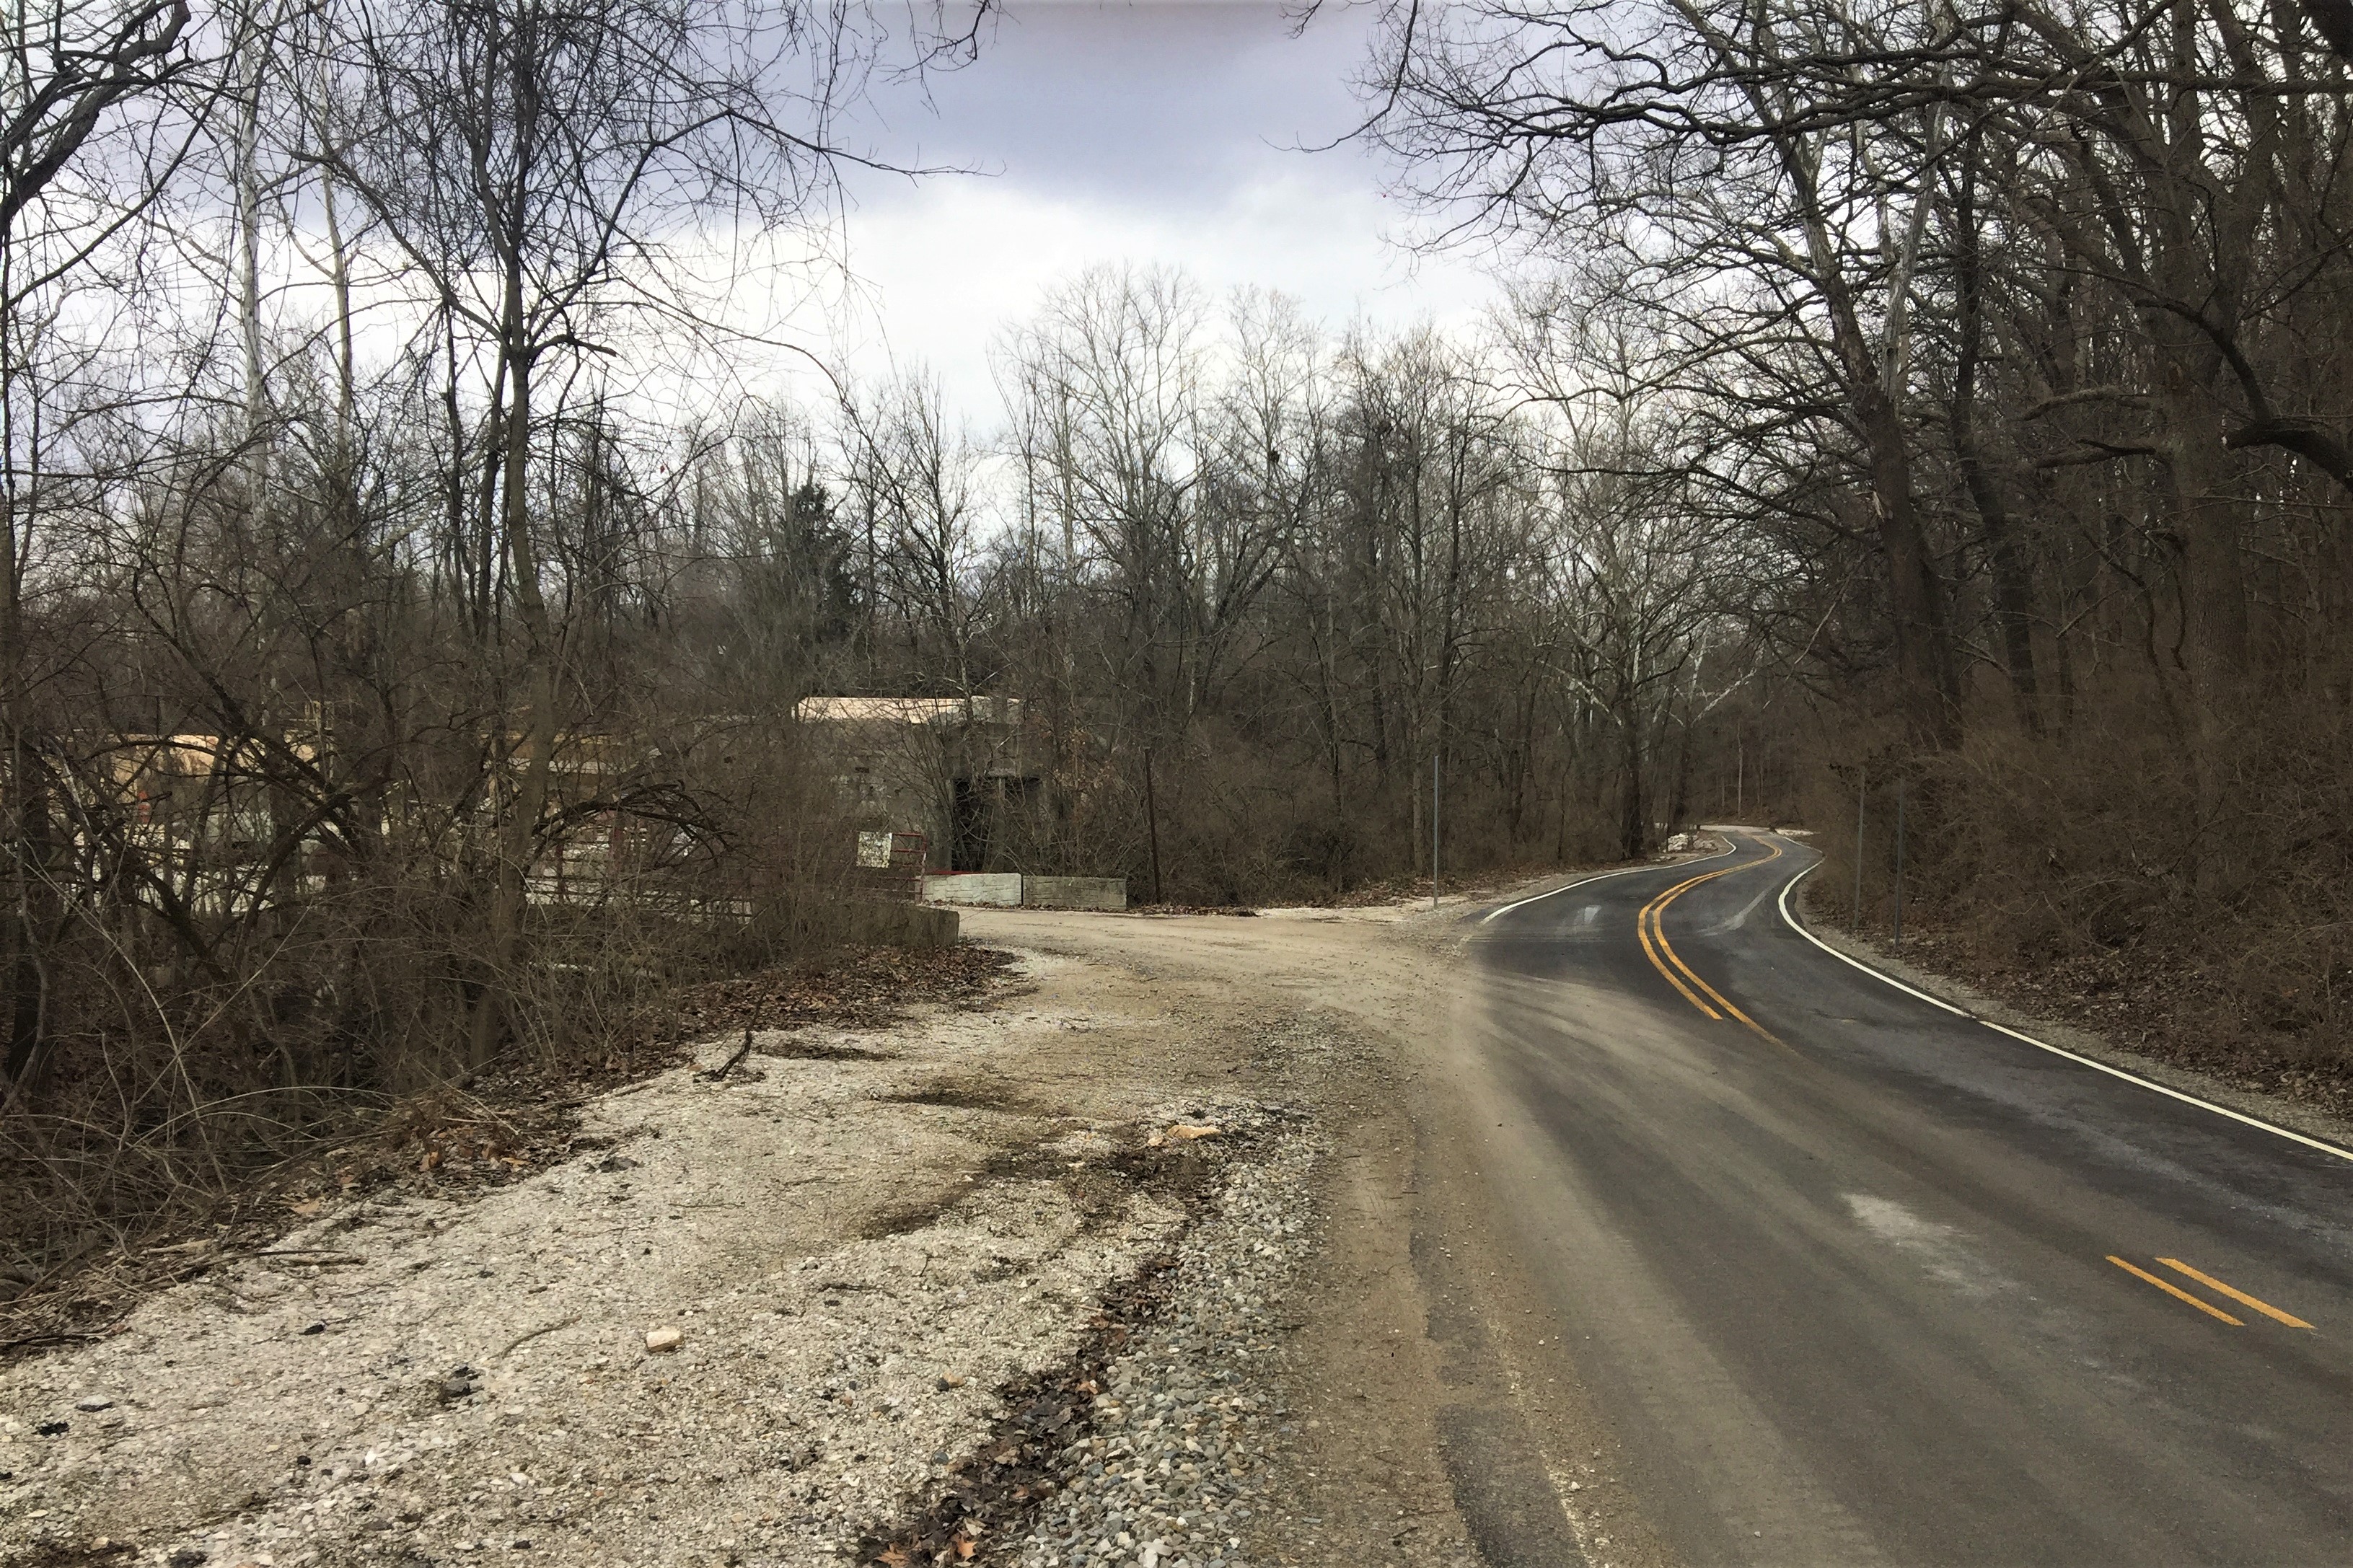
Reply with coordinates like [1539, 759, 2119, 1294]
[1794, 881, 2353, 1150]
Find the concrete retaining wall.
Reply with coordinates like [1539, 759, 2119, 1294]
[918, 873, 1128, 911]
[1021, 876, 1127, 911]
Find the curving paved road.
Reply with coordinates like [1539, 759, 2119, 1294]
[1464, 830, 2352, 1567]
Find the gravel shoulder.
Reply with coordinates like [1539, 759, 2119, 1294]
[0, 946, 1258, 1566]
[964, 898, 1663, 1568]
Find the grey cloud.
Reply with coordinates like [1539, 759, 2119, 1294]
[847, 1, 1384, 216]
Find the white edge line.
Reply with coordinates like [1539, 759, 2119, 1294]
[1479, 842, 1741, 925]
[1775, 860, 2353, 1165]
[1773, 863, 1970, 1017]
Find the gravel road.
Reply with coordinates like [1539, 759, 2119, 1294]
[1011, 1099, 1323, 1568]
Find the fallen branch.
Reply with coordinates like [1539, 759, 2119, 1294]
[1, 1325, 120, 1351]
[498, 1314, 580, 1358]
[697, 1029, 755, 1083]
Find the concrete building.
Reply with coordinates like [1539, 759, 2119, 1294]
[793, 696, 1038, 871]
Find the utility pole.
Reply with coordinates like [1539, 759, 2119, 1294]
[1431, 749, 1441, 910]
[1143, 749, 1164, 907]
[1853, 762, 1866, 933]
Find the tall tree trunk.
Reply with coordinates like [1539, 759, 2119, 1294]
[2155, 356, 2251, 708]
[1854, 379, 1961, 741]
[0, 235, 48, 1104]
[237, 47, 265, 460]
[2152, 339, 2252, 897]
[1618, 710, 1648, 860]
[1951, 140, 2041, 736]
[472, 254, 558, 1065]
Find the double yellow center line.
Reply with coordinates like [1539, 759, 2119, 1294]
[1636, 836, 1788, 1047]
[1631, 839, 2323, 1337]
[2106, 1254, 2315, 1329]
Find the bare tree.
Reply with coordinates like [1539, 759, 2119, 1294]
[0, 0, 212, 1098]
[1357, 0, 1965, 737]
[311, 0, 881, 1059]
[842, 369, 988, 697]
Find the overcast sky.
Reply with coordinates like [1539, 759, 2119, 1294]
[784, 0, 1499, 422]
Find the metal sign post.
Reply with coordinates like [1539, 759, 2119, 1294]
[1893, 773, 1905, 947]
[1853, 763, 1865, 933]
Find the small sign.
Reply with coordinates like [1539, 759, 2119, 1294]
[857, 830, 894, 869]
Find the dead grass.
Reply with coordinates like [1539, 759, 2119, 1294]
[632, 943, 1020, 1047]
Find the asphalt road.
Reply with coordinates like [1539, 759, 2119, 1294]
[1465, 830, 2353, 1567]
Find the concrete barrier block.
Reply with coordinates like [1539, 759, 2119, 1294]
[921, 873, 1024, 907]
